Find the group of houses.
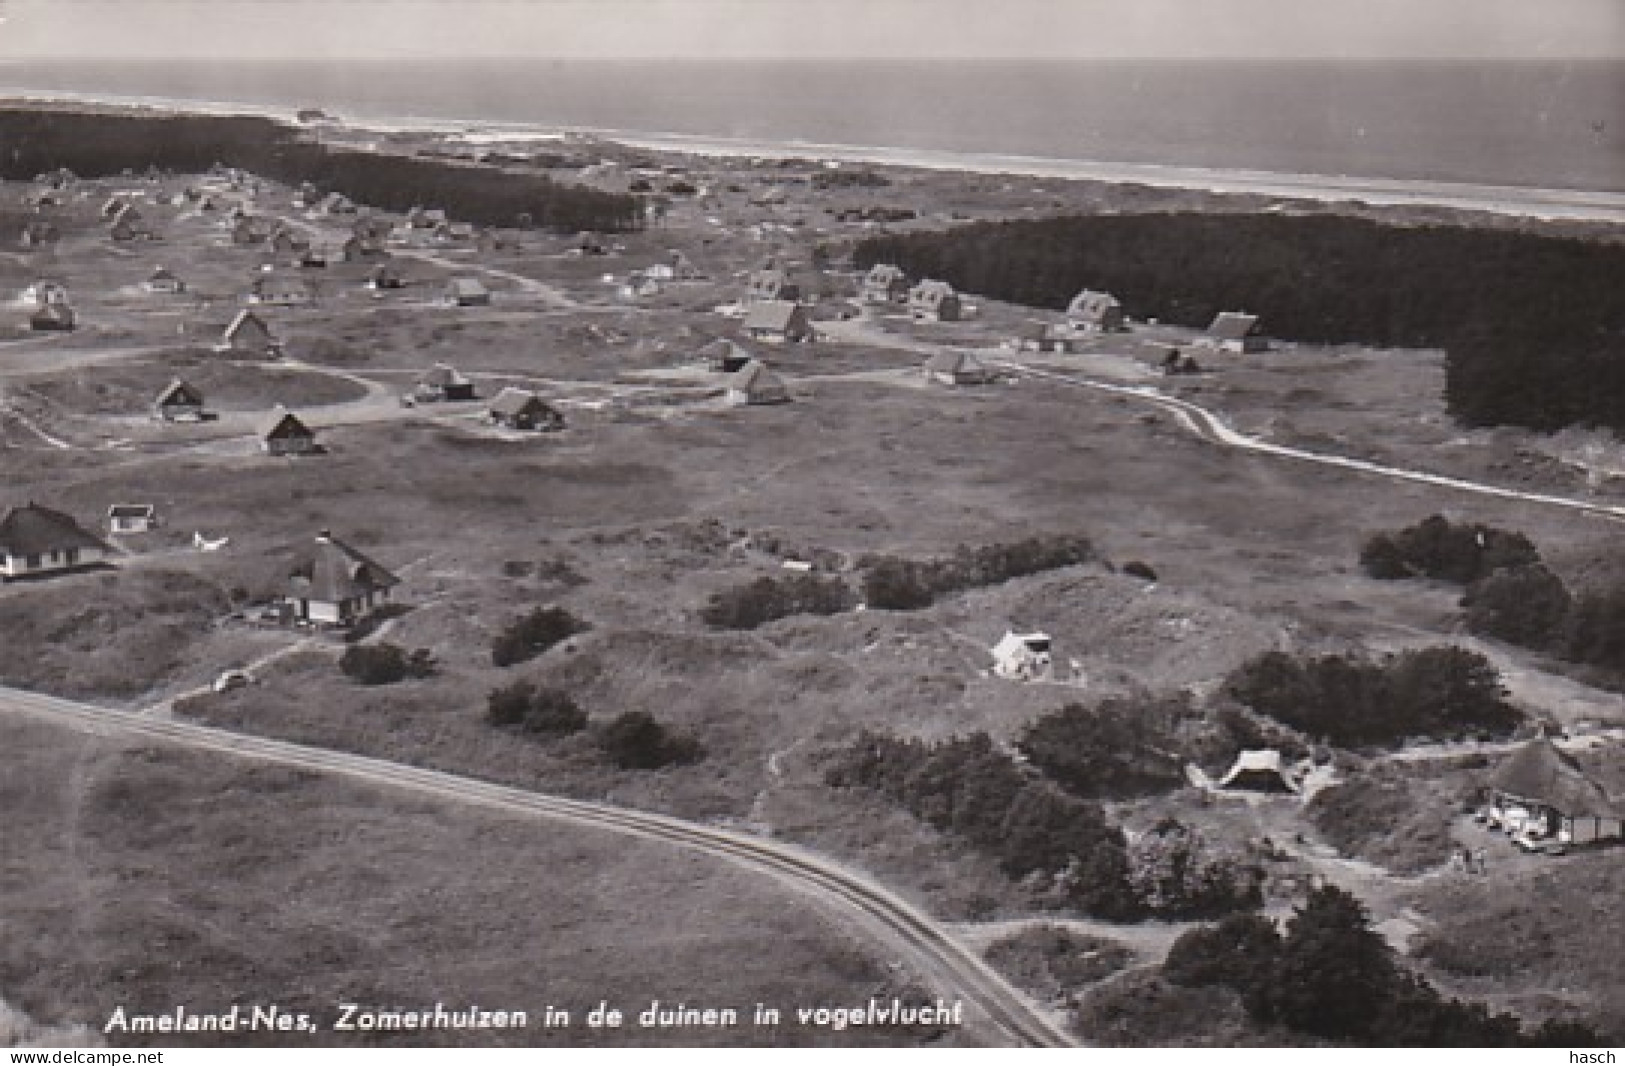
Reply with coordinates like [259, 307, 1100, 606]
[859, 264, 969, 323]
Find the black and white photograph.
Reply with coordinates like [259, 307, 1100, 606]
[0, 0, 1621, 1053]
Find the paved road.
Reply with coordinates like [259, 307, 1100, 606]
[0, 683, 1074, 1049]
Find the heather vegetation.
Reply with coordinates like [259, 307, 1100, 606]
[1016, 699, 1186, 799]
[700, 573, 856, 630]
[855, 213, 1625, 433]
[1358, 515, 1539, 584]
[1163, 886, 1602, 1046]
[338, 643, 436, 685]
[485, 681, 589, 736]
[1224, 646, 1521, 747]
[598, 711, 704, 770]
[490, 606, 587, 668]
[858, 533, 1096, 611]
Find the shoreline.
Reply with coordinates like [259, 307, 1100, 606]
[4, 88, 1625, 225]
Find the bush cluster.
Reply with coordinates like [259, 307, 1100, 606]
[1016, 700, 1187, 799]
[598, 711, 704, 770]
[859, 534, 1095, 611]
[1163, 885, 1602, 1046]
[699, 573, 856, 630]
[1225, 646, 1521, 747]
[486, 681, 589, 735]
[1358, 515, 1538, 584]
[338, 643, 435, 685]
[491, 606, 587, 668]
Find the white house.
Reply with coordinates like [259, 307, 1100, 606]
[0, 503, 113, 580]
[284, 530, 400, 627]
[990, 630, 1052, 681]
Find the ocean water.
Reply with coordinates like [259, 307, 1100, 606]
[0, 58, 1620, 193]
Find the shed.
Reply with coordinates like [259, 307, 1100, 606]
[107, 503, 159, 535]
[446, 277, 491, 307]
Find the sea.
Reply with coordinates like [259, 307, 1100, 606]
[0, 58, 1620, 195]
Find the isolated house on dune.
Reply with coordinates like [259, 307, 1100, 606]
[446, 277, 491, 307]
[745, 268, 799, 304]
[991, 630, 1052, 681]
[1203, 311, 1267, 353]
[249, 272, 314, 307]
[145, 266, 185, 294]
[0, 503, 113, 580]
[106, 503, 158, 535]
[702, 339, 754, 373]
[259, 408, 318, 456]
[285, 530, 399, 627]
[488, 388, 564, 431]
[1488, 738, 1624, 846]
[153, 378, 206, 422]
[724, 360, 790, 406]
[414, 363, 476, 402]
[1217, 749, 1302, 794]
[222, 310, 280, 356]
[28, 303, 75, 332]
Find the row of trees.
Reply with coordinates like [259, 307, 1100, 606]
[825, 731, 1261, 920]
[853, 212, 1625, 433]
[1163, 885, 1601, 1045]
[0, 108, 641, 233]
[1224, 645, 1522, 748]
[858, 533, 1097, 611]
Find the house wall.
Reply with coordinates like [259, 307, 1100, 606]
[0, 546, 105, 579]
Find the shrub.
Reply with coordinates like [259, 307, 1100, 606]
[700, 573, 856, 630]
[491, 606, 587, 667]
[859, 533, 1095, 611]
[1126, 818, 1264, 919]
[338, 643, 434, 685]
[1359, 515, 1539, 585]
[1461, 563, 1573, 650]
[1226, 645, 1520, 748]
[1121, 560, 1159, 582]
[1017, 699, 1186, 799]
[1163, 912, 1282, 998]
[485, 681, 589, 735]
[1561, 581, 1625, 675]
[599, 711, 703, 769]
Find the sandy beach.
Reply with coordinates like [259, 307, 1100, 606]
[4, 88, 1625, 226]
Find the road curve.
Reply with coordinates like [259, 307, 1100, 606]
[0, 684, 1073, 1049]
[995, 361, 1625, 526]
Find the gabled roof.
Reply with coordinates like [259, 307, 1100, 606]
[726, 359, 788, 399]
[1218, 749, 1301, 793]
[417, 362, 470, 389]
[489, 386, 557, 419]
[155, 378, 203, 407]
[743, 300, 804, 332]
[288, 531, 399, 604]
[923, 349, 989, 377]
[1208, 311, 1262, 340]
[447, 277, 489, 298]
[259, 407, 314, 441]
[910, 279, 958, 305]
[1067, 289, 1121, 318]
[0, 503, 111, 557]
[701, 338, 753, 366]
[1491, 738, 1623, 819]
[224, 309, 274, 341]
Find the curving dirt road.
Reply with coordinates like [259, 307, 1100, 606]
[0, 683, 1074, 1049]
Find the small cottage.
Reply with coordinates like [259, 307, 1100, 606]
[923, 349, 994, 386]
[249, 272, 314, 307]
[908, 280, 962, 322]
[991, 630, 1052, 681]
[153, 378, 206, 422]
[1217, 750, 1303, 794]
[742, 300, 813, 344]
[446, 277, 491, 307]
[29, 303, 76, 332]
[1203, 311, 1267, 354]
[702, 339, 754, 373]
[488, 388, 565, 431]
[724, 360, 790, 406]
[0, 503, 113, 580]
[107, 503, 158, 535]
[861, 263, 910, 304]
[1015, 321, 1077, 354]
[1065, 290, 1125, 332]
[414, 363, 476, 402]
[222, 309, 280, 356]
[259, 408, 318, 456]
[285, 530, 400, 627]
[145, 266, 185, 294]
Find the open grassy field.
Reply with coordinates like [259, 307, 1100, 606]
[0, 713, 984, 1049]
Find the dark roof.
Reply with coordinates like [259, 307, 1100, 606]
[1491, 738, 1623, 819]
[225, 309, 273, 341]
[289, 532, 399, 604]
[0, 503, 111, 556]
[489, 386, 557, 419]
[155, 378, 204, 406]
[726, 359, 789, 400]
[259, 408, 314, 441]
[107, 503, 155, 519]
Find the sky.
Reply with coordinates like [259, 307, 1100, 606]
[0, 0, 1620, 60]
